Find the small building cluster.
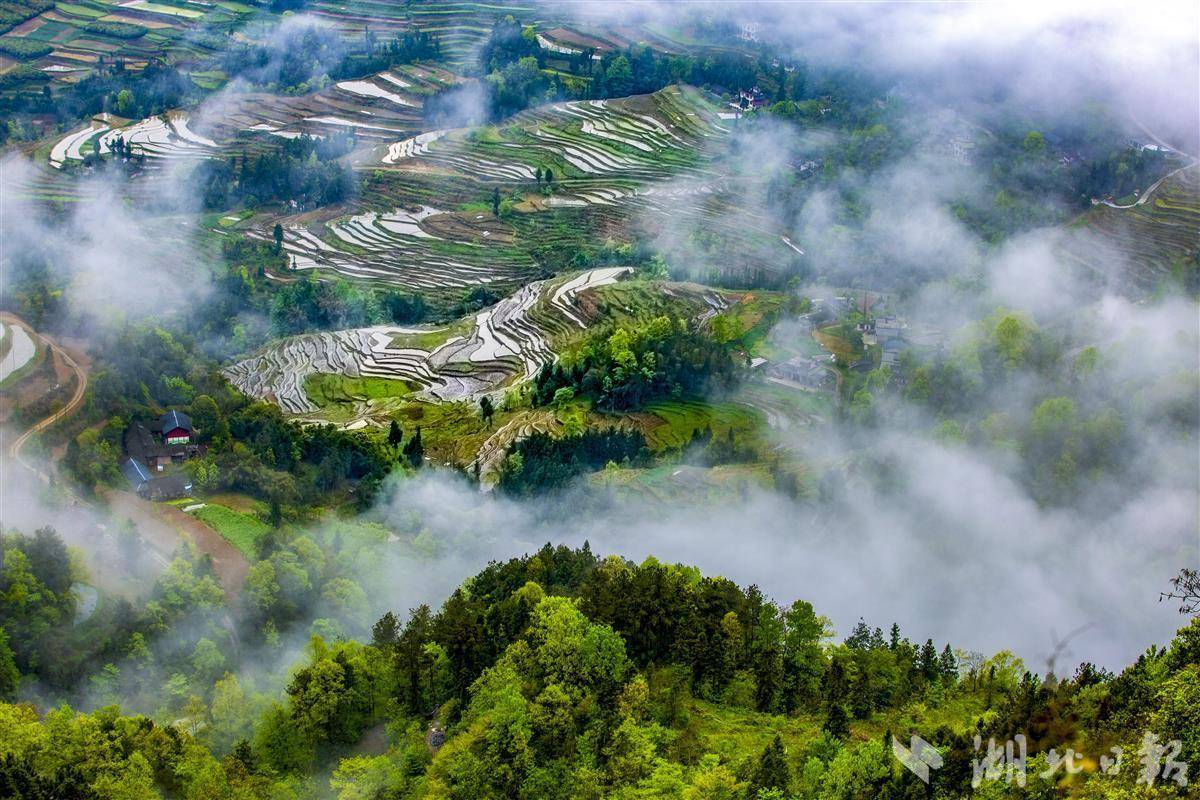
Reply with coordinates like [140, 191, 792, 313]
[733, 88, 768, 111]
[857, 315, 909, 367]
[771, 354, 833, 388]
[120, 410, 199, 500]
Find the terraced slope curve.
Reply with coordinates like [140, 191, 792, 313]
[223, 267, 636, 414]
[49, 110, 216, 169]
[1061, 164, 1200, 291]
[198, 65, 461, 145]
[245, 205, 539, 291]
[363, 85, 802, 286]
[375, 86, 726, 195]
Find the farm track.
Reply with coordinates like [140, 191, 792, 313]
[106, 490, 250, 597]
[0, 314, 248, 596]
[1, 313, 88, 476]
[1062, 164, 1199, 290]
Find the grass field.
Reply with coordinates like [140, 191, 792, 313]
[642, 398, 764, 451]
[192, 503, 270, 557]
[689, 699, 824, 773]
[305, 374, 414, 408]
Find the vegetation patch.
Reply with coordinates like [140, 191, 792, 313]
[83, 20, 147, 38]
[642, 398, 764, 451]
[191, 503, 270, 558]
[0, 38, 54, 59]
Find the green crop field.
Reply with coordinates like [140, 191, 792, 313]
[642, 398, 764, 451]
[192, 503, 270, 557]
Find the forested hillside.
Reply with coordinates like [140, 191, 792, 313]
[2, 546, 1197, 799]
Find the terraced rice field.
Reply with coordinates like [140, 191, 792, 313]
[0, 321, 37, 384]
[48, 109, 216, 168]
[18, 65, 459, 203]
[373, 86, 724, 194]
[1, 0, 249, 83]
[640, 398, 764, 451]
[223, 267, 636, 417]
[246, 205, 540, 291]
[1061, 164, 1200, 290]
[304, 0, 547, 70]
[364, 84, 803, 285]
[197, 64, 461, 145]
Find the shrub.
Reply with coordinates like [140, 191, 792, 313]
[0, 39, 52, 60]
[84, 21, 148, 39]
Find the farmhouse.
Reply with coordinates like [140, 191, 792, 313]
[772, 355, 831, 388]
[162, 409, 193, 444]
[120, 409, 201, 499]
[881, 338, 907, 368]
[857, 314, 907, 347]
[735, 88, 767, 110]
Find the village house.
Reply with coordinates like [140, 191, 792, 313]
[736, 88, 768, 110]
[881, 338, 906, 368]
[857, 314, 907, 348]
[121, 410, 200, 500]
[771, 355, 832, 388]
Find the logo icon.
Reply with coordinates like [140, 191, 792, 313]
[893, 734, 944, 783]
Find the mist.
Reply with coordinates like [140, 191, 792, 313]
[569, 0, 1200, 153]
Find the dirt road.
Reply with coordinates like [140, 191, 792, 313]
[1, 313, 88, 475]
[105, 489, 249, 595]
[1, 314, 248, 597]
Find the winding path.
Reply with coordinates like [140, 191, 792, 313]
[0, 315, 247, 594]
[1099, 159, 1197, 209]
[1, 313, 88, 475]
[1101, 108, 1199, 209]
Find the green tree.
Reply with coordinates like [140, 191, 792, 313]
[746, 736, 790, 798]
[191, 638, 226, 684]
[1022, 130, 1047, 154]
[403, 426, 424, 467]
[0, 629, 19, 699]
[605, 55, 634, 96]
[115, 89, 135, 116]
[823, 703, 850, 739]
[189, 394, 228, 446]
[480, 395, 495, 428]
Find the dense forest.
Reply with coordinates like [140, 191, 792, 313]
[2, 544, 1196, 799]
[531, 316, 745, 412]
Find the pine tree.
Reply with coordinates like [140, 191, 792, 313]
[845, 618, 872, 650]
[230, 739, 257, 773]
[388, 419, 404, 448]
[372, 611, 400, 647]
[479, 395, 495, 427]
[491, 186, 501, 216]
[403, 426, 424, 467]
[746, 735, 790, 798]
[919, 638, 939, 681]
[939, 644, 958, 683]
[823, 703, 850, 739]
